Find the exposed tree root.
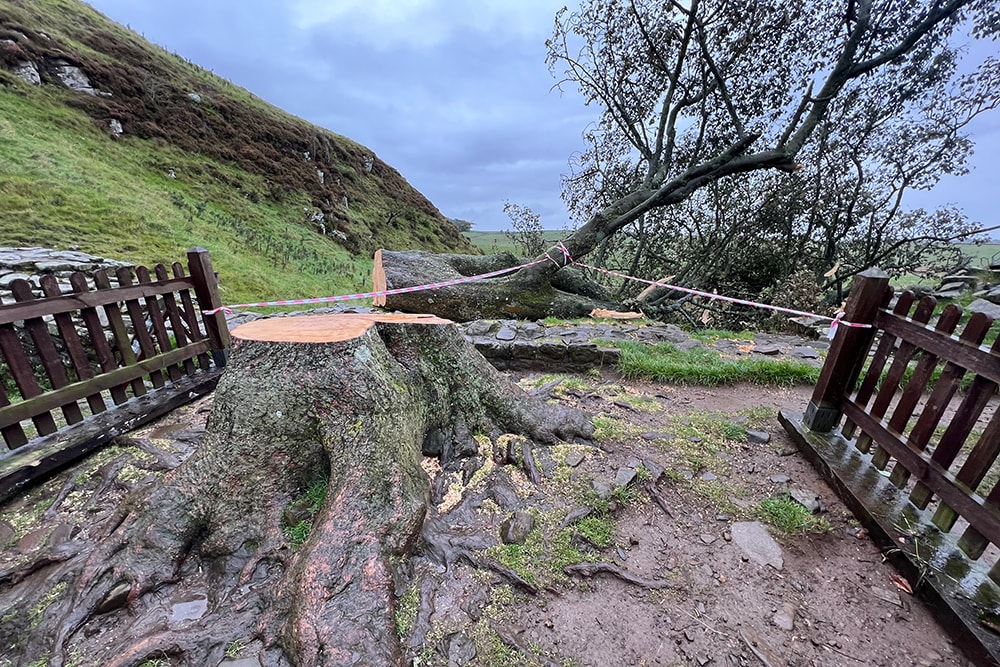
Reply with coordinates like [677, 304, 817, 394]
[646, 483, 674, 517]
[492, 624, 565, 667]
[564, 562, 680, 590]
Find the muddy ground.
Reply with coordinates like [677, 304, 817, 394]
[0, 364, 980, 667]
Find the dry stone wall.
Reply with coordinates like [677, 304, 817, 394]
[0, 247, 132, 305]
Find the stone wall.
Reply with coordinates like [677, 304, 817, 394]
[0, 247, 132, 305]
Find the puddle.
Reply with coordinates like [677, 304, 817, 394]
[170, 593, 208, 622]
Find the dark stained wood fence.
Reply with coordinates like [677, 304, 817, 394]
[0, 247, 229, 499]
[780, 268, 1000, 664]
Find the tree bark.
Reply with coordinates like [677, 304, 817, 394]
[9, 313, 592, 666]
[377, 249, 619, 321]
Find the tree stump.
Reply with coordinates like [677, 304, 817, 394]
[26, 313, 592, 666]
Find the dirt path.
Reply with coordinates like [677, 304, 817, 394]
[0, 369, 977, 666]
[489, 375, 970, 667]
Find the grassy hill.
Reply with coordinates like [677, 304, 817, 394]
[0, 0, 475, 305]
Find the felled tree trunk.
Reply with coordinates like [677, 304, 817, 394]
[375, 249, 622, 322]
[17, 313, 591, 667]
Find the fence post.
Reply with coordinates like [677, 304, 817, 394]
[803, 267, 889, 432]
[187, 247, 231, 367]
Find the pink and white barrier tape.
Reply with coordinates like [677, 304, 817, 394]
[571, 261, 870, 335]
[203, 254, 553, 315]
[205, 240, 870, 337]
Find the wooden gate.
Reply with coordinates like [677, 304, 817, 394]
[0, 247, 230, 500]
[780, 268, 1000, 665]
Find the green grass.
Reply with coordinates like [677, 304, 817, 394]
[0, 87, 372, 306]
[688, 329, 756, 343]
[0, 0, 475, 308]
[756, 495, 831, 535]
[282, 477, 329, 549]
[616, 341, 820, 385]
[395, 583, 420, 638]
[224, 640, 246, 659]
[955, 243, 1000, 270]
[485, 505, 609, 589]
[574, 516, 614, 547]
[592, 414, 636, 441]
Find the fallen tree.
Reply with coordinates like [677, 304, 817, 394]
[4, 314, 592, 666]
[375, 249, 618, 321]
[378, 0, 996, 322]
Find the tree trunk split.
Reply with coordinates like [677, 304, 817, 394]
[11, 313, 592, 666]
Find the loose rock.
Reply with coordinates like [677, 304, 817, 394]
[731, 521, 783, 570]
[772, 602, 796, 631]
[788, 486, 823, 513]
[500, 511, 535, 545]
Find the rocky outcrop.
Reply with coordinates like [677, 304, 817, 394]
[908, 270, 1000, 304]
[12, 59, 40, 85]
[51, 58, 110, 96]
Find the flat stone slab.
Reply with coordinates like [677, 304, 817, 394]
[731, 521, 783, 570]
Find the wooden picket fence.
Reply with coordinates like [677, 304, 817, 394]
[780, 268, 1000, 664]
[0, 247, 230, 499]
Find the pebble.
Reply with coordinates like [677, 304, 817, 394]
[700, 533, 717, 545]
[559, 506, 591, 528]
[499, 510, 534, 544]
[731, 521, 784, 570]
[614, 466, 638, 488]
[641, 458, 665, 481]
[771, 602, 796, 631]
[591, 479, 613, 499]
[788, 486, 823, 513]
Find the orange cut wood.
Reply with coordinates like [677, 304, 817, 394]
[232, 313, 452, 343]
[372, 249, 387, 307]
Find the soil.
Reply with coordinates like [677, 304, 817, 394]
[0, 361, 980, 666]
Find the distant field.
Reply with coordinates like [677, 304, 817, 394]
[463, 230, 568, 255]
[957, 243, 1000, 269]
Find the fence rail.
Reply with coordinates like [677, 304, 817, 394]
[780, 267, 1000, 664]
[0, 247, 229, 499]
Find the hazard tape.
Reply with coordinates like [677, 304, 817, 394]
[203, 254, 553, 315]
[205, 241, 872, 338]
[571, 261, 871, 337]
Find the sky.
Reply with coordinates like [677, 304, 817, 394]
[84, 0, 998, 233]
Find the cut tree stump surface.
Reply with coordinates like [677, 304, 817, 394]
[232, 312, 452, 343]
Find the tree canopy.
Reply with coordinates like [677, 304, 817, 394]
[523, 0, 999, 317]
